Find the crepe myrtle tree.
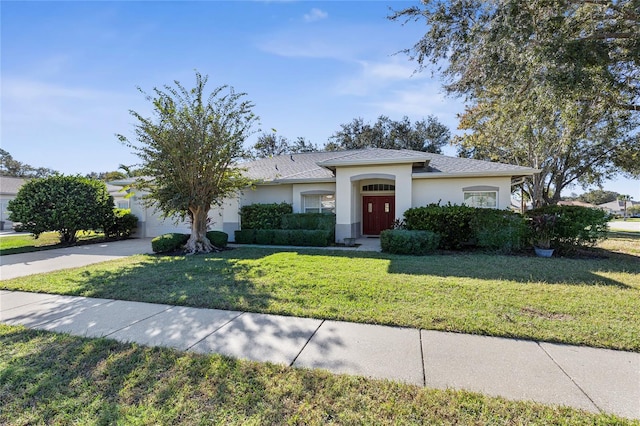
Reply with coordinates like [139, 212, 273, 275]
[117, 72, 258, 254]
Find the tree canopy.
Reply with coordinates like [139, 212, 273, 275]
[117, 72, 258, 254]
[326, 115, 450, 153]
[576, 189, 620, 205]
[0, 149, 57, 178]
[251, 132, 318, 158]
[390, 0, 640, 206]
[8, 175, 114, 243]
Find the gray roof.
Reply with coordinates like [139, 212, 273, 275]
[241, 148, 537, 183]
[0, 176, 27, 195]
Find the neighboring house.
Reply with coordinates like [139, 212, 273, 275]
[598, 199, 640, 216]
[107, 183, 130, 210]
[0, 176, 26, 230]
[114, 148, 538, 242]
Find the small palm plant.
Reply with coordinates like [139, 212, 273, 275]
[530, 213, 558, 249]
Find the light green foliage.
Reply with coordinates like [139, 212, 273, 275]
[576, 190, 620, 206]
[251, 132, 318, 158]
[391, 1, 640, 206]
[117, 72, 258, 254]
[8, 175, 114, 243]
[326, 115, 450, 153]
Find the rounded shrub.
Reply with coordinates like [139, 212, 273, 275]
[206, 231, 228, 248]
[380, 229, 440, 255]
[525, 205, 609, 251]
[151, 233, 189, 253]
[470, 209, 528, 253]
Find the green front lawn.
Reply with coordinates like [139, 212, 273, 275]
[3, 238, 638, 352]
[0, 325, 631, 425]
[0, 231, 104, 255]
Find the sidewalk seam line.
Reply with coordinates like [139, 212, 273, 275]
[537, 342, 602, 413]
[290, 319, 325, 367]
[184, 311, 246, 351]
[419, 329, 426, 387]
[103, 304, 174, 338]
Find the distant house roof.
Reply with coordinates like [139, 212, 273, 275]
[241, 148, 538, 183]
[558, 200, 598, 208]
[0, 176, 27, 196]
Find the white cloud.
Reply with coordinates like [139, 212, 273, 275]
[335, 57, 423, 96]
[303, 8, 328, 22]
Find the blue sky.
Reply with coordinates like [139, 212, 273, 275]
[2, 1, 638, 198]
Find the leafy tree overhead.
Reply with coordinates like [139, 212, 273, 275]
[117, 72, 258, 254]
[576, 190, 620, 205]
[390, 0, 640, 206]
[326, 115, 450, 153]
[0, 149, 57, 178]
[251, 132, 319, 158]
[8, 175, 114, 243]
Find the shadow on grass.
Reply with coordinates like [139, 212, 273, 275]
[0, 325, 349, 424]
[231, 246, 640, 289]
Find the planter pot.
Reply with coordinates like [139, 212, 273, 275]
[534, 247, 554, 258]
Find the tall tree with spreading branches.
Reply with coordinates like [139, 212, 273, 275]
[390, 0, 640, 206]
[117, 72, 258, 254]
[326, 115, 450, 153]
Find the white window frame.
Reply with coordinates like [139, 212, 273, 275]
[462, 186, 499, 209]
[302, 194, 335, 214]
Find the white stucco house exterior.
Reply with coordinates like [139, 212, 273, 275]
[0, 176, 26, 230]
[116, 148, 538, 243]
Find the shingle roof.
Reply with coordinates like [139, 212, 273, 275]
[242, 148, 537, 183]
[0, 176, 27, 195]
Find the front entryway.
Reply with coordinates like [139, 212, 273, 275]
[362, 195, 395, 235]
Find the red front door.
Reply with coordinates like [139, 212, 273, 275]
[362, 196, 395, 235]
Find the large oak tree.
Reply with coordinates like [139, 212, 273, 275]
[118, 73, 258, 254]
[391, 0, 639, 206]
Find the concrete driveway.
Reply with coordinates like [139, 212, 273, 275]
[0, 238, 153, 280]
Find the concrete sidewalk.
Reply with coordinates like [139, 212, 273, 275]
[1, 290, 638, 420]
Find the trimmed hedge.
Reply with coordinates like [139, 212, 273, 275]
[239, 202, 292, 230]
[404, 203, 476, 250]
[525, 205, 609, 251]
[380, 229, 440, 255]
[470, 209, 528, 253]
[234, 229, 256, 244]
[151, 233, 189, 253]
[206, 231, 228, 248]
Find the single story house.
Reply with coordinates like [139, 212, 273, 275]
[0, 176, 26, 230]
[116, 148, 538, 243]
[598, 199, 639, 216]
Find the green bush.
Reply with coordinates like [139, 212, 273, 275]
[255, 229, 276, 245]
[525, 205, 609, 251]
[380, 229, 440, 255]
[239, 202, 292, 229]
[206, 231, 228, 248]
[404, 203, 476, 250]
[151, 233, 189, 253]
[281, 213, 335, 231]
[8, 175, 115, 244]
[104, 209, 138, 240]
[470, 209, 528, 253]
[234, 229, 256, 244]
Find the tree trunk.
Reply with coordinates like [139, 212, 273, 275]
[184, 205, 214, 254]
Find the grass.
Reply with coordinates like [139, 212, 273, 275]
[0, 231, 104, 255]
[0, 324, 633, 425]
[2, 236, 639, 352]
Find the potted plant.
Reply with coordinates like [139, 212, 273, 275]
[530, 213, 557, 257]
